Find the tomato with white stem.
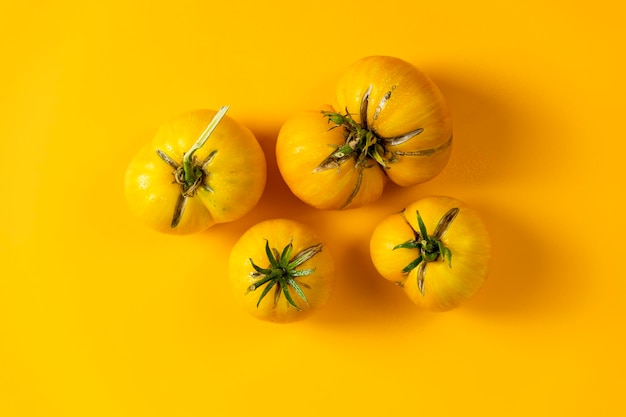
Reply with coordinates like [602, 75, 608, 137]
[124, 107, 267, 235]
[369, 196, 491, 311]
[229, 219, 335, 323]
[276, 56, 452, 210]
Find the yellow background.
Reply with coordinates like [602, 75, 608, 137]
[1, 0, 624, 415]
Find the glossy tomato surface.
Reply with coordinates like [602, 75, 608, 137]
[370, 196, 491, 311]
[276, 106, 387, 210]
[124, 109, 267, 235]
[276, 56, 452, 210]
[229, 219, 335, 323]
[336, 56, 453, 187]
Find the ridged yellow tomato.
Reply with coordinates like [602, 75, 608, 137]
[124, 108, 267, 235]
[276, 56, 452, 210]
[275, 106, 387, 210]
[336, 56, 453, 187]
[229, 219, 335, 323]
[369, 196, 491, 311]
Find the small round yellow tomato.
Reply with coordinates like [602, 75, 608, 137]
[370, 196, 491, 311]
[276, 56, 452, 210]
[229, 219, 335, 323]
[124, 107, 267, 235]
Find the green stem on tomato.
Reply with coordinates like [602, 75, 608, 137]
[247, 240, 323, 311]
[314, 85, 424, 209]
[393, 207, 459, 295]
[155, 105, 229, 228]
[183, 105, 229, 186]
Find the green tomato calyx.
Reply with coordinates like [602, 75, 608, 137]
[316, 84, 425, 173]
[318, 109, 389, 170]
[393, 207, 459, 295]
[314, 84, 424, 209]
[155, 106, 229, 228]
[247, 240, 323, 311]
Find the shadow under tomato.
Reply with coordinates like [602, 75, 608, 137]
[462, 202, 588, 320]
[428, 72, 516, 187]
[244, 124, 315, 219]
[323, 69, 521, 218]
[324, 237, 428, 325]
[284, 206, 436, 329]
[200, 124, 313, 239]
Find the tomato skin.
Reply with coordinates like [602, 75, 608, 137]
[229, 219, 335, 323]
[276, 106, 387, 210]
[276, 56, 452, 210]
[336, 56, 453, 187]
[124, 109, 267, 235]
[369, 196, 491, 311]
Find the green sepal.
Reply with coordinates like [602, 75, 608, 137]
[247, 240, 323, 311]
[255, 280, 276, 308]
[287, 277, 309, 307]
[265, 240, 278, 268]
[279, 277, 302, 311]
[401, 255, 423, 274]
[280, 240, 293, 266]
[249, 258, 272, 275]
[417, 262, 427, 296]
[393, 240, 420, 250]
[393, 207, 460, 296]
[416, 210, 429, 241]
[291, 268, 316, 277]
[321, 110, 346, 125]
[439, 242, 453, 267]
[287, 243, 323, 269]
[247, 271, 274, 291]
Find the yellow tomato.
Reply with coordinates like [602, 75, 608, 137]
[336, 56, 453, 187]
[276, 56, 452, 210]
[276, 105, 387, 210]
[124, 107, 267, 235]
[229, 219, 335, 323]
[369, 196, 491, 311]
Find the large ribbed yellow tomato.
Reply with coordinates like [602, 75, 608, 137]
[276, 56, 452, 210]
[229, 219, 335, 323]
[275, 105, 388, 210]
[370, 196, 491, 311]
[124, 107, 266, 235]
